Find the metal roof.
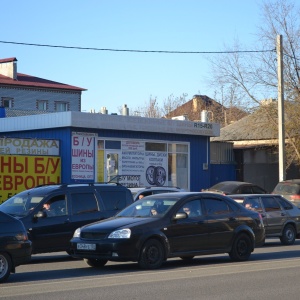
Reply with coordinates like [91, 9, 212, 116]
[0, 111, 220, 137]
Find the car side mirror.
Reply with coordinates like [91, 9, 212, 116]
[173, 212, 188, 220]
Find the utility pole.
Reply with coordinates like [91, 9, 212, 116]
[277, 34, 286, 181]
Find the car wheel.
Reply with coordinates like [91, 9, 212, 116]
[0, 252, 12, 283]
[280, 224, 296, 245]
[229, 233, 252, 261]
[84, 258, 108, 268]
[180, 256, 194, 261]
[138, 239, 164, 269]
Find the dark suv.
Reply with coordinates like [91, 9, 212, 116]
[0, 183, 133, 254]
[229, 194, 300, 245]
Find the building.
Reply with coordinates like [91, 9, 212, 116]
[211, 104, 300, 192]
[165, 95, 248, 126]
[0, 110, 224, 202]
[0, 57, 86, 112]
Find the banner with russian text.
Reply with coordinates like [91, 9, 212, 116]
[71, 132, 96, 180]
[0, 155, 61, 203]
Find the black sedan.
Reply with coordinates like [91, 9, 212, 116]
[70, 192, 265, 270]
[202, 181, 267, 195]
[0, 211, 32, 283]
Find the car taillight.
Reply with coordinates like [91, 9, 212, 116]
[291, 194, 300, 200]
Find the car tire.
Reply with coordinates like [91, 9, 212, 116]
[0, 252, 12, 283]
[138, 239, 164, 269]
[229, 233, 252, 261]
[280, 224, 296, 245]
[84, 258, 108, 268]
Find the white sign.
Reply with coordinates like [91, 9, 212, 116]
[71, 132, 96, 180]
[121, 141, 145, 179]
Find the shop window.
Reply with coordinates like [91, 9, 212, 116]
[105, 140, 121, 149]
[145, 142, 167, 151]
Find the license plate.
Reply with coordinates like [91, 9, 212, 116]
[77, 243, 96, 250]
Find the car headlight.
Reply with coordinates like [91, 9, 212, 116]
[73, 228, 81, 238]
[15, 232, 28, 241]
[108, 228, 131, 239]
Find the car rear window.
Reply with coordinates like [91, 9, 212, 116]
[210, 183, 236, 193]
[276, 196, 294, 210]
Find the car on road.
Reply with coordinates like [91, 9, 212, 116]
[70, 192, 265, 270]
[130, 186, 183, 201]
[202, 181, 267, 195]
[0, 211, 32, 283]
[272, 179, 300, 206]
[229, 194, 300, 245]
[0, 183, 133, 255]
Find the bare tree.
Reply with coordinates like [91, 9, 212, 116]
[208, 0, 300, 168]
[132, 96, 162, 118]
[161, 93, 188, 116]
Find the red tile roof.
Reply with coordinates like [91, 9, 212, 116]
[0, 57, 17, 63]
[0, 73, 86, 91]
[0, 57, 86, 91]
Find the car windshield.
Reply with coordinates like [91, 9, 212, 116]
[0, 192, 44, 217]
[274, 183, 300, 194]
[116, 197, 178, 218]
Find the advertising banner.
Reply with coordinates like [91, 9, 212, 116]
[0, 155, 61, 203]
[71, 132, 96, 180]
[0, 137, 60, 156]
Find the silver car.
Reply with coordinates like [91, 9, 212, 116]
[129, 186, 184, 201]
[229, 194, 300, 245]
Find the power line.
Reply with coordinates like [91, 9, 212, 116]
[0, 40, 276, 54]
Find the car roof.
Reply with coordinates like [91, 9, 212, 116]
[228, 194, 283, 198]
[129, 186, 181, 192]
[276, 179, 300, 184]
[212, 181, 254, 187]
[15, 183, 128, 196]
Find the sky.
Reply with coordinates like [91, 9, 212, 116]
[0, 0, 265, 114]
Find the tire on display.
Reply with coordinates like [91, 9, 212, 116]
[138, 239, 164, 269]
[84, 258, 108, 268]
[0, 252, 12, 283]
[229, 233, 252, 261]
[280, 224, 296, 245]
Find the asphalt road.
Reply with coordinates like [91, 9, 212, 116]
[2, 238, 300, 300]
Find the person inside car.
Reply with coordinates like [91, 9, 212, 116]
[150, 207, 158, 215]
[182, 203, 198, 217]
[43, 202, 56, 217]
